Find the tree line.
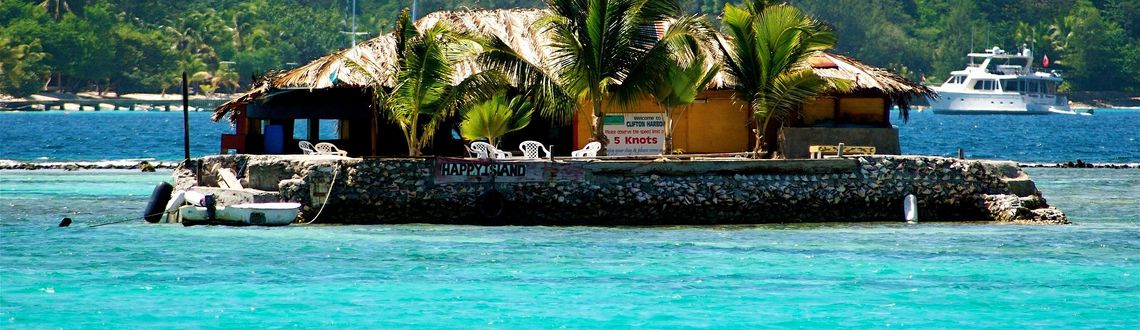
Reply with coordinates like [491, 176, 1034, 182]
[2, 0, 1137, 98]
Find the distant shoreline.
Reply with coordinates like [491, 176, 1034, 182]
[1066, 91, 1140, 109]
[0, 92, 233, 112]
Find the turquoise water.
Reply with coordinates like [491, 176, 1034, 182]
[2, 110, 1139, 327]
[1, 169, 1137, 327]
[2, 109, 1139, 163]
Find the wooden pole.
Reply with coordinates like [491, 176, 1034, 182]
[182, 71, 191, 163]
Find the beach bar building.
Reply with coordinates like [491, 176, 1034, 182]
[213, 9, 932, 159]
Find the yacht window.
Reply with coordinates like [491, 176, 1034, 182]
[945, 77, 955, 85]
[1027, 80, 1040, 93]
[972, 80, 995, 91]
[1001, 80, 1020, 92]
[1045, 82, 1057, 94]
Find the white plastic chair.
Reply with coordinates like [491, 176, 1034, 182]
[571, 142, 602, 158]
[298, 141, 317, 155]
[518, 141, 551, 159]
[469, 142, 510, 159]
[314, 142, 348, 156]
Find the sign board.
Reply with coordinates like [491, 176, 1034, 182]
[602, 113, 665, 156]
[433, 157, 585, 184]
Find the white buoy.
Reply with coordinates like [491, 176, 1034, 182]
[904, 194, 918, 223]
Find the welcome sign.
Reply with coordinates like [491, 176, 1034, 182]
[433, 157, 585, 184]
[602, 113, 665, 156]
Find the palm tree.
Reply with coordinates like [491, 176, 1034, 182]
[652, 55, 719, 155]
[459, 94, 534, 147]
[539, 0, 712, 154]
[348, 9, 501, 156]
[39, 0, 73, 20]
[718, 0, 849, 157]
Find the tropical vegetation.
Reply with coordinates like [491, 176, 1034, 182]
[2, 0, 1137, 99]
[347, 9, 499, 156]
[459, 94, 534, 146]
[652, 56, 719, 155]
[718, 0, 848, 156]
[539, 0, 715, 154]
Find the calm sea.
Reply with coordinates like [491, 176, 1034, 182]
[1, 110, 1138, 327]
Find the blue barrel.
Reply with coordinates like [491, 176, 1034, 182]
[264, 124, 284, 154]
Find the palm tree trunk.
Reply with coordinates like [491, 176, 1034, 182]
[752, 117, 763, 154]
[759, 115, 777, 159]
[662, 105, 674, 155]
[591, 93, 608, 155]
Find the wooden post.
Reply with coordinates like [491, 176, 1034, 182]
[837, 143, 845, 158]
[182, 71, 191, 163]
[958, 148, 965, 159]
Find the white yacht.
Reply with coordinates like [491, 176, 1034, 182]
[930, 46, 1072, 114]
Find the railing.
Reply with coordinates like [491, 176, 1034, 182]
[0, 98, 228, 111]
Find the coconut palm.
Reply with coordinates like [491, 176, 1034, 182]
[459, 94, 534, 147]
[539, 0, 713, 154]
[718, 0, 849, 157]
[39, 0, 73, 20]
[347, 9, 501, 156]
[652, 56, 719, 154]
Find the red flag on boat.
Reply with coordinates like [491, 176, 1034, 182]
[1042, 54, 1050, 68]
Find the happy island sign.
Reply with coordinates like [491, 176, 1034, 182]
[434, 157, 585, 184]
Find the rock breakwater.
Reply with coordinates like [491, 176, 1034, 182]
[172, 155, 1068, 225]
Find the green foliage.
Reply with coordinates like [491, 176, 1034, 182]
[2, 0, 1138, 98]
[653, 55, 719, 154]
[347, 9, 501, 156]
[542, 0, 712, 154]
[459, 94, 534, 146]
[0, 36, 48, 97]
[719, 0, 848, 156]
[1063, 0, 1140, 91]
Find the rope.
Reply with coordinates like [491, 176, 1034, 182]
[85, 211, 165, 228]
[300, 161, 340, 225]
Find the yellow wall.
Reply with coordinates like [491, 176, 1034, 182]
[573, 90, 750, 154]
[802, 98, 836, 126]
[837, 97, 886, 125]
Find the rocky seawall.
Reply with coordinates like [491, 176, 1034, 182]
[171, 155, 1068, 225]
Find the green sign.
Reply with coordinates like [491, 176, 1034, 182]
[603, 115, 625, 125]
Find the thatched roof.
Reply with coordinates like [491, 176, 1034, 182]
[214, 8, 933, 121]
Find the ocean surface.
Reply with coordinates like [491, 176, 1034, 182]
[2, 110, 1138, 327]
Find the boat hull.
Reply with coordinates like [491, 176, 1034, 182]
[930, 90, 1070, 115]
[179, 203, 300, 226]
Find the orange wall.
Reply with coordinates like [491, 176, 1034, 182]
[571, 93, 891, 153]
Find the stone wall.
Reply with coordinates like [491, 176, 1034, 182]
[172, 155, 1068, 225]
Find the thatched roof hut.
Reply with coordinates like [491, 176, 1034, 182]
[213, 8, 932, 122]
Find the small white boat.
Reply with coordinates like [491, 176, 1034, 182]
[179, 202, 301, 226]
[929, 46, 1071, 114]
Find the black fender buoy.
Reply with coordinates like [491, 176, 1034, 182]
[144, 182, 174, 223]
[59, 217, 72, 227]
[477, 190, 505, 219]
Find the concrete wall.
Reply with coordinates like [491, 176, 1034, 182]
[173, 155, 1067, 225]
[780, 127, 902, 159]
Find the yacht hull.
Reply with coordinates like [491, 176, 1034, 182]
[930, 90, 1070, 115]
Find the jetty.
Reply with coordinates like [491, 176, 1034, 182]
[0, 95, 229, 112]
